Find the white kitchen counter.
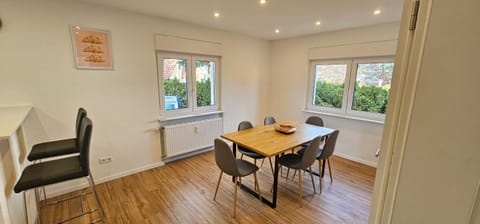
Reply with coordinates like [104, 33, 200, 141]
[0, 106, 32, 140]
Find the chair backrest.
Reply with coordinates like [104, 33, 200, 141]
[237, 121, 254, 152]
[76, 108, 88, 138]
[298, 136, 322, 169]
[238, 121, 254, 131]
[79, 116, 93, 175]
[214, 138, 239, 176]
[319, 130, 339, 159]
[305, 116, 324, 127]
[263, 116, 277, 125]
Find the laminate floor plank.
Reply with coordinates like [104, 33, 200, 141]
[41, 152, 375, 223]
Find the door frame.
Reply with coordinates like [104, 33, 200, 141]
[368, 0, 433, 223]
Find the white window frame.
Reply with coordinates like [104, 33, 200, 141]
[306, 56, 395, 121]
[157, 51, 220, 116]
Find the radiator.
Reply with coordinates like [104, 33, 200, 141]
[161, 118, 223, 158]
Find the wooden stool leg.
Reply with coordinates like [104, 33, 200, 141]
[213, 171, 223, 200]
[233, 177, 238, 218]
[298, 170, 302, 207]
[327, 158, 333, 183]
[268, 157, 274, 176]
[309, 166, 316, 194]
[254, 172, 262, 202]
[318, 160, 323, 193]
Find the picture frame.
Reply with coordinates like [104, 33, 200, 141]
[70, 25, 113, 70]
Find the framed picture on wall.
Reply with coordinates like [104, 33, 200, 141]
[70, 26, 113, 70]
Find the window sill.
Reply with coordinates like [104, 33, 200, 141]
[303, 109, 384, 125]
[158, 110, 224, 122]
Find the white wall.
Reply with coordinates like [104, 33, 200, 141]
[270, 23, 400, 166]
[388, 0, 480, 223]
[0, 0, 270, 204]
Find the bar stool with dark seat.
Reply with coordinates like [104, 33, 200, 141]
[27, 107, 87, 161]
[14, 117, 104, 223]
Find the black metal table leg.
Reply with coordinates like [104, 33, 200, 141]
[230, 147, 279, 208]
[271, 155, 280, 208]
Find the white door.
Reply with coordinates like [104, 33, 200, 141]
[370, 0, 480, 223]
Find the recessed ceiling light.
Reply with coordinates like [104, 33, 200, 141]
[315, 21, 321, 26]
[275, 29, 280, 34]
[373, 9, 381, 15]
[260, 0, 267, 5]
[214, 11, 220, 18]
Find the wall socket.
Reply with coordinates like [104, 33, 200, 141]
[98, 156, 113, 164]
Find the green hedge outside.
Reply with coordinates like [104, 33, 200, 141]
[315, 81, 389, 114]
[164, 78, 212, 108]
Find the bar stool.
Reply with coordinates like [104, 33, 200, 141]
[14, 117, 104, 223]
[27, 108, 87, 161]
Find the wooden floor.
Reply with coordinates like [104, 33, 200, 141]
[41, 152, 376, 223]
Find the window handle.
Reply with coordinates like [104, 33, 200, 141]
[375, 148, 381, 157]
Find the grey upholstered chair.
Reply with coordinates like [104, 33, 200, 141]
[237, 121, 274, 175]
[213, 138, 261, 217]
[263, 116, 277, 125]
[14, 117, 104, 223]
[297, 130, 339, 192]
[305, 115, 324, 126]
[278, 136, 322, 207]
[286, 115, 326, 180]
[27, 107, 87, 161]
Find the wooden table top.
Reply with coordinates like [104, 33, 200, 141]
[221, 122, 336, 157]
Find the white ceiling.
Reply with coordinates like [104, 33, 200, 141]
[77, 0, 404, 40]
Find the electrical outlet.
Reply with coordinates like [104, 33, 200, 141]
[98, 156, 113, 164]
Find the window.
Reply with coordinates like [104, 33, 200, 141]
[307, 57, 394, 121]
[157, 52, 220, 115]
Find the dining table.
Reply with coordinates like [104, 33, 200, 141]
[221, 122, 336, 208]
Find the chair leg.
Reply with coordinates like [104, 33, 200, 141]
[213, 171, 223, 200]
[87, 172, 105, 222]
[327, 158, 333, 183]
[298, 170, 302, 208]
[261, 158, 265, 167]
[286, 168, 290, 181]
[318, 160, 323, 193]
[23, 191, 29, 224]
[233, 177, 238, 218]
[309, 166, 316, 194]
[268, 157, 274, 176]
[240, 154, 244, 160]
[34, 185, 42, 224]
[291, 170, 297, 181]
[253, 172, 262, 202]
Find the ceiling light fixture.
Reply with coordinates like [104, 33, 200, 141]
[260, 0, 267, 5]
[275, 29, 280, 34]
[315, 21, 321, 26]
[374, 9, 381, 15]
[214, 11, 220, 18]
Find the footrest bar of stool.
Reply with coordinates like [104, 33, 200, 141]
[55, 208, 99, 224]
[46, 191, 93, 206]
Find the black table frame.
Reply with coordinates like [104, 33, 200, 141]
[230, 142, 328, 209]
[231, 143, 281, 208]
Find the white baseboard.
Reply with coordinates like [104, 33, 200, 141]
[46, 161, 165, 198]
[334, 152, 378, 168]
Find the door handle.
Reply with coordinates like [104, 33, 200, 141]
[375, 148, 381, 157]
